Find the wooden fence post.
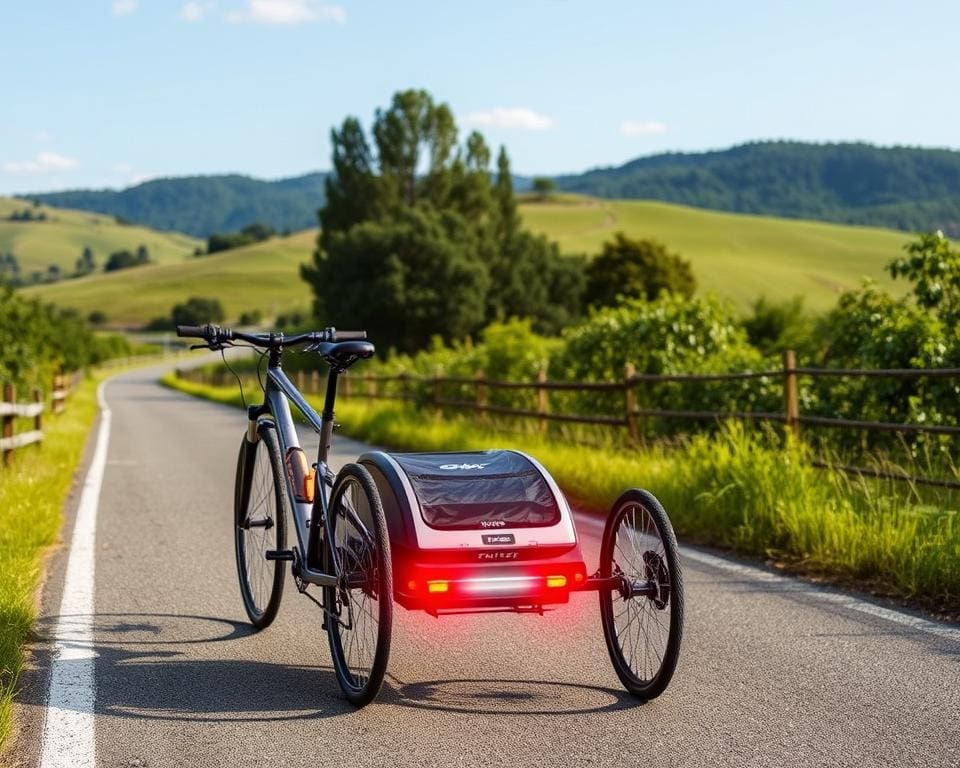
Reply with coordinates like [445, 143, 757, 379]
[33, 388, 43, 439]
[296, 371, 305, 394]
[342, 372, 351, 399]
[2, 383, 13, 466]
[399, 372, 409, 404]
[624, 363, 639, 445]
[433, 367, 443, 419]
[51, 371, 63, 415]
[536, 368, 548, 434]
[475, 369, 488, 425]
[310, 370, 319, 395]
[783, 350, 800, 440]
[366, 371, 377, 400]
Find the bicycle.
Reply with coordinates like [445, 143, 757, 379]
[178, 323, 684, 707]
[176, 323, 392, 706]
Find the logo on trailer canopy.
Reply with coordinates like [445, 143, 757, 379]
[438, 463, 489, 470]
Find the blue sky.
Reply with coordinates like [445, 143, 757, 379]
[1, 0, 958, 194]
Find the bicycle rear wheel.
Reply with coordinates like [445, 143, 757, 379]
[599, 489, 683, 700]
[322, 463, 393, 707]
[234, 421, 287, 629]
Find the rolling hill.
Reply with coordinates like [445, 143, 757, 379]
[556, 141, 960, 236]
[30, 173, 327, 238]
[0, 197, 201, 279]
[19, 230, 317, 326]
[20, 197, 911, 327]
[26, 141, 960, 238]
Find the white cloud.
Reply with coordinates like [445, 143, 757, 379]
[35, 129, 54, 143]
[112, 163, 134, 174]
[180, 1, 213, 21]
[2, 152, 79, 174]
[460, 107, 554, 132]
[112, 0, 138, 16]
[619, 120, 667, 137]
[226, 0, 345, 25]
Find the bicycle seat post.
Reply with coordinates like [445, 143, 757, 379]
[318, 368, 339, 466]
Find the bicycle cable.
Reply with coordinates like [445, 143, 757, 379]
[220, 347, 248, 410]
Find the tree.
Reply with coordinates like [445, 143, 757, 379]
[206, 222, 275, 254]
[888, 230, 960, 324]
[75, 246, 95, 276]
[584, 233, 696, 307]
[171, 296, 225, 327]
[303, 88, 584, 348]
[742, 297, 813, 355]
[314, 206, 491, 353]
[104, 250, 138, 271]
[136, 244, 150, 264]
[532, 176, 556, 200]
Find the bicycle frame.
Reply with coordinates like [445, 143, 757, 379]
[245, 355, 345, 589]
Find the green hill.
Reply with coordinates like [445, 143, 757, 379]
[30, 173, 327, 238]
[19, 230, 316, 327]
[26, 141, 960, 238]
[0, 197, 201, 280]
[21, 197, 912, 327]
[556, 141, 960, 236]
[521, 196, 909, 310]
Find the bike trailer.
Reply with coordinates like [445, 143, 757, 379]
[359, 450, 587, 613]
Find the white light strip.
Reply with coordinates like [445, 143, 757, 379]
[461, 576, 536, 593]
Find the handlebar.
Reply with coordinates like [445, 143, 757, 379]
[175, 324, 367, 349]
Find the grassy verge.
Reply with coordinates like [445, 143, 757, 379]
[162, 374, 960, 617]
[0, 373, 102, 749]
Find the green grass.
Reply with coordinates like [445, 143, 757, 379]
[520, 196, 910, 311]
[0, 197, 201, 277]
[24, 197, 914, 326]
[163, 373, 960, 615]
[20, 230, 315, 327]
[0, 374, 102, 750]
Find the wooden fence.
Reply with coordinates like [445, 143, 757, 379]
[0, 370, 78, 466]
[176, 350, 960, 489]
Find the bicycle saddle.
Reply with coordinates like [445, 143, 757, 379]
[308, 340, 375, 372]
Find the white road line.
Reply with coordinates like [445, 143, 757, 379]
[38, 381, 111, 768]
[573, 511, 960, 643]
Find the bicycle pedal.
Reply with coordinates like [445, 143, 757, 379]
[265, 549, 295, 561]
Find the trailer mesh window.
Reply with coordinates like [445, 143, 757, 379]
[391, 451, 561, 531]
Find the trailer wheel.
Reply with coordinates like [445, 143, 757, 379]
[599, 489, 683, 700]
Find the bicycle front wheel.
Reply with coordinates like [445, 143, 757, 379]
[322, 463, 393, 707]
[234, 421, 287, 629]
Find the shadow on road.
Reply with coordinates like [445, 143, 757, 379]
[28, 612, 643, 721]
[384, 675, 643, 716]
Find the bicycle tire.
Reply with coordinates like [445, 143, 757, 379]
[322, 463, 393, 707]
[599, 488, 684, 700]
[234, 421, 287, 629]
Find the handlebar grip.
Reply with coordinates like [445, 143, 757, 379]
[335, 330, 367, 341]
[176, 325, 207, 338]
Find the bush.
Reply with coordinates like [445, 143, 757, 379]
[0, 290, 121, 389]
[584, 232, 696, 307]
[238, 309, 263, 326]
[170, 297, 225, 327]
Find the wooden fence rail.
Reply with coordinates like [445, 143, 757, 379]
[1, 370, 77, 466]
[176, 350, 960, 489]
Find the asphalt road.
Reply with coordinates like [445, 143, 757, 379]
[11, 365, 960, 767]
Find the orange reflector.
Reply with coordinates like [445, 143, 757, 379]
[573, 572, 585, 583]
[407, 580, 418, 591]
[427, 580, 449, 594]
[546, 575, 567, 588]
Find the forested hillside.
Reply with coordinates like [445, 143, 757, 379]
[27, 142, 960, 237]
[31, 173, 327, 237]
[556, 141, 960, 236]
